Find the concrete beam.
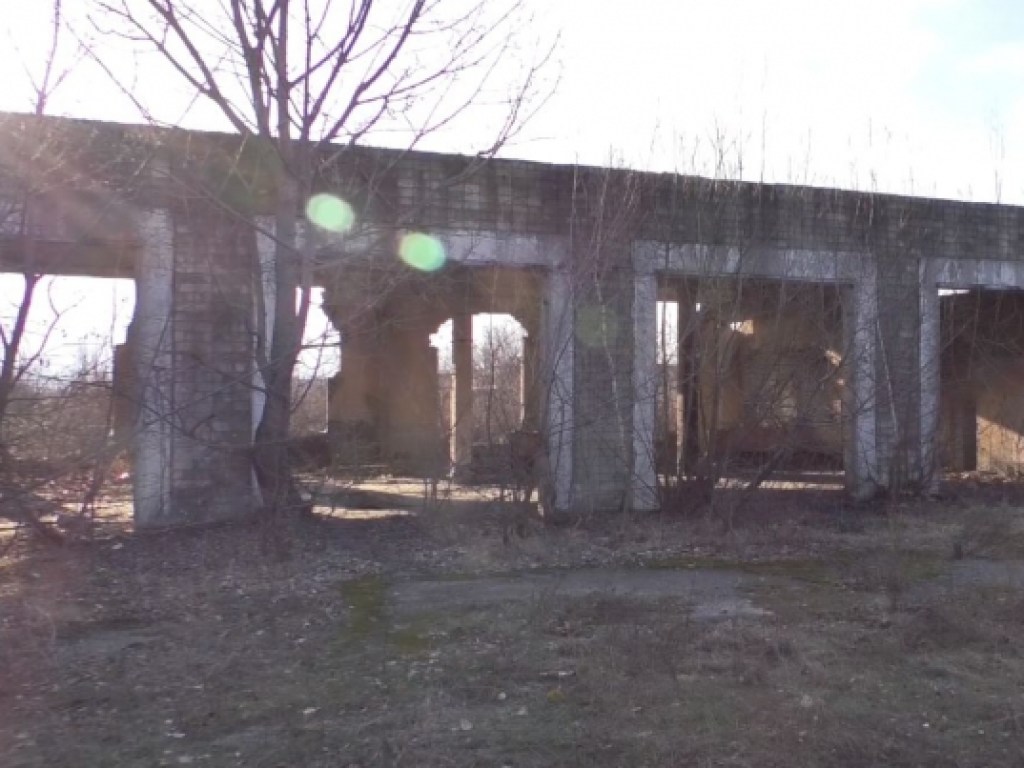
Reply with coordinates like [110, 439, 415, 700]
[933, 257, 1024, 290]
[633, 241, 866, 285]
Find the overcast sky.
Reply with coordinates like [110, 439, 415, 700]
[2, 0, 1024, 372]
[4, 0, 1023, 199]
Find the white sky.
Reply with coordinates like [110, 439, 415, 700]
[3, 0, 1024, 373]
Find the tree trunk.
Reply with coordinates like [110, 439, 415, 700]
[252, 168, 308, 528]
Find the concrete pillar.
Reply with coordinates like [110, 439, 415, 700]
[329, 333, 378, 424]
[676, 288, 701, 475]
[571, 265, 634, 512]
[131, 209, 174, 527]
[844, 263, 879, 499]
[132, 203, 256, 527]
[919, 262, 941, 494]
[325, 322, 381, 465]
[632, 269, 659, 511]
[541, 267, 574, 512]
[379, 326, 443, 475]
[252, 218, 276, 440]
[843, 255, 943, 498]
[521, 331, 539, 429]
[451, 313, 474, 473]
[111, 342, 137, 443]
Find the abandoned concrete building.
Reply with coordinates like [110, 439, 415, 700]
[4, 113, 1024, 528]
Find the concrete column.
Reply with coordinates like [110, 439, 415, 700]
[632, 269, 659, 511]
[521, 331, 539, 429]
[252, 218, 276, 439]
[111, 342, 137, 443]
[451, 313, 474, 473]
[919, 261, 941, 493]
[844, 262, 879, 499]
[131, 203, 256, 527]
[325, 321, 382, 465]
[541, 268, 574, 512]
[329, 334, 378, 424]
[571, 266, 634, 511]
[381, 326, 443, 474]
[131, 209, 174, 527]
[168, 204, 256, 524]
[676, 288, 700, 475]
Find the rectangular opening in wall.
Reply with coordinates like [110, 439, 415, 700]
[939, 287, 1024, 494]
[0, 274, 136, 532]
[655, 275, 846, 504]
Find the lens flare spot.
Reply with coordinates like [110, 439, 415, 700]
[577, 305, 620, 348]
[399, 232, 446, 272]
[305, 193, 354, 233]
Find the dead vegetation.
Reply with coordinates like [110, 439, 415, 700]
[3, 481, 1024, 766]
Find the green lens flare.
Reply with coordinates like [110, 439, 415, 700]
[305, 194, 354, 233]
[399, 232, 446, 272]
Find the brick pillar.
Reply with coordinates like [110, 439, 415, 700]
[169, 202, 256, 524]
[132, 203, 257, 527]
[451, 313, 474, 474]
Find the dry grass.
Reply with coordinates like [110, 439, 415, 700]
[3, 482, 1024, 766]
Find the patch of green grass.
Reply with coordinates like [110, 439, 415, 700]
[647, 549, 951, 591]
[338, 576, 438, 656]
[339, 575, 388, 638]
[644, 555, 839, 585]
[390, 618, 435, 655]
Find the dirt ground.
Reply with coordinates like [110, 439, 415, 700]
[4, 476, 1024, 767]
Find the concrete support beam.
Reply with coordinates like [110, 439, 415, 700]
[632, 269, 659, 511]
[451, 313, 474, 473]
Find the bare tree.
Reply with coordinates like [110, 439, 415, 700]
[92, 0, 553, 521]
[475, 317, 523, 446]
[0, 0, 76, 456]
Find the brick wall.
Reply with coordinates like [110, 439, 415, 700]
[165, 199, 256, 523]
